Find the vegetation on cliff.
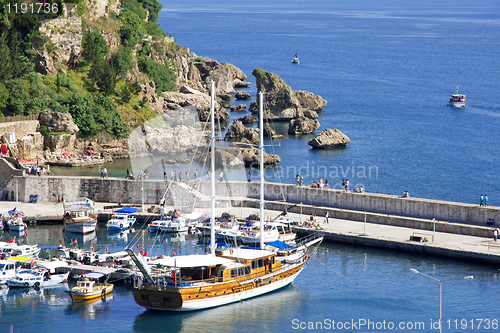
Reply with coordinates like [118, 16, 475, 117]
[0, 0, 177, 139]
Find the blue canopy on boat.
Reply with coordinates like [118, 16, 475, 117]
[39, 245, 62, 249]
[207, 242, 232, 248]
[266, 240, 295, 249]
[114, 207, 138, 214]
[8, 209, 24, 215]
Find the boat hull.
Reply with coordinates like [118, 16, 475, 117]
[64, 221, 97, 234]
[449, 101, 466, 108]
[133, 263, 303, 311]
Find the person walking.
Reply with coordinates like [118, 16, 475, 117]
[103, 167, 108, 178]
[174, 171, 177, 181]
[342, 179, 345, 191]
[485, 194, 489, 206]
[248, 171, 252, 182]
[194, 169, 198, 180]
[185, 171, 189, 181]
[296, 175, 299, 186]
[299, 175, 303, 186]
[219, 170, 224, 181]
[164, 171, 167, 181]
[345, 179, 349, 191]
[324, 211, 329, 224]
[494, 228, 498, 242]
[480, 194, 484, 206]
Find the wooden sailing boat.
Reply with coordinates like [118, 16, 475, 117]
[127, 82, 323, 311]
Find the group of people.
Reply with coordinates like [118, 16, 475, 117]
[28, 166, 43, 176]
[311, 177, 329, 188]
[480, 194, 489, 206]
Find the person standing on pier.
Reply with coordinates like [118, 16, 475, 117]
[480, 194, 484, 206]
[194, 169, 198, 180]
[164, 171, 167, 181]
[345, 179, 349, 191]
[186, 171, 189, 181]
[170, 170, 174, 180]
[174, 171, 177, 181]
[219, 170, 224, 182]
[324, 211, 329, 224]
[494, 229, 498, 242]
[296, 175, 299, 185]
[485, 194, 489, 206]
[248, 171, 252, 182]
[299, 175, 303, 186]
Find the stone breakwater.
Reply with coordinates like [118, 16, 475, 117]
[4, 176, 500, 231]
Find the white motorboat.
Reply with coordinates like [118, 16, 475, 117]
[4, 209, 26, 232]
[6, 267, 69, 288]
[0, 259, 18, 284]
[160, 218, 191, 233]
[63, 198, 97, 234]
[0, 242, 40, 258]
[148, 216, 171, 233]
[238, 224, 280, 244]
[105, 208, 138, 231]
[449, 85, 466, 107]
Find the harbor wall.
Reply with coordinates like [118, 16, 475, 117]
[5, 176, 500, 229]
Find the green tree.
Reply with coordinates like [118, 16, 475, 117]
[120, 9, 143, 48]
[88, 59, 117, 96]
[141, 0, 162, 23]
[81, 30, 109, 65]
[138, 58, 176, 94]
[120, 85, 132, 104]
[0, 82, 9, 114]
[5, 78, 30, 115]
[110, 46, 133, 78]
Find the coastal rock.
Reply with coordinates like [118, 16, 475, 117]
[225, 120, 259, 143]
[225, 120, 248, 139]
[238, 114, 257, 124]
[229, 104, 247, 112]
[308, 128, 351, 149]
[234, 79, 251, 88]
[162, 91, 217, 113]
[250, 68, 327, 121]
[45, 133, 77, 153]
[264, 123, 284, 139]
[197, 107, 229, 123]
[219, 94, 232, 101]
[241, 146, 281, 167]
[293, 90, 327, 111]
[210, 143, 280, 168]
[235, 91, 252, 100]
[39, 110, 79, 134]
[179, 85, 204, 95]
[194, 59, 248, 94]
[288, 116, 320, 135]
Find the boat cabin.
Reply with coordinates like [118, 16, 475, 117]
[0, 259, 17, 282]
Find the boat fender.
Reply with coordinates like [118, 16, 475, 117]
[229, 249, 234, 254]
[120, 223, 123, 228]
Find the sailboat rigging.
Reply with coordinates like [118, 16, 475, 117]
[126, 81, 323, 311]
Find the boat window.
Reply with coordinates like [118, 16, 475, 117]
[163, 297, 171, 302]
[0, 264, 4, 270]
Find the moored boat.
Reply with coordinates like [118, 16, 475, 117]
[6, 267, 69, 288]
[105, 208, 138, 231]
[0, 259, 18, 284]
[4, 209, 27, 232]
[63, 198, 97, 234]
[67, 274, 114, 302]
[449, 85, 466, 107]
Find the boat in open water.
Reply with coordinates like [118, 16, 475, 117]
[126, 82, 323, 311]
[449, 85, 466, 107]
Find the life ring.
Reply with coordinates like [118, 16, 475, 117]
[120, 223, 123, 228]
[229, 249, 234, 254]
[89, 246, 95, 252]
[24, 282, 29, 287]
[34, 282, 40, 288]
[83, 288, 88, 293]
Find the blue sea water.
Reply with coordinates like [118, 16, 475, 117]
[16, 1, 500, 332]
[156, 0, 500, 205]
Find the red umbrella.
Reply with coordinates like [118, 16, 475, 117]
[86, 149, 95, 154]
[62, 152, 71, 157]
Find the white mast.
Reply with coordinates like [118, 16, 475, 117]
[259, 92, 265, 250]
[210, 80, 216, 255]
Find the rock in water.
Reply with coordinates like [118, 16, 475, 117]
[238, 115, 257, 124]
[308, 128, 351, 149]
[235, 91, 252, 100]
[288, 116, 320, 135]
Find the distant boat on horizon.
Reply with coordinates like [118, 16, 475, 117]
[449, 85, 466, 108]
[292, 53, 299, 64]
